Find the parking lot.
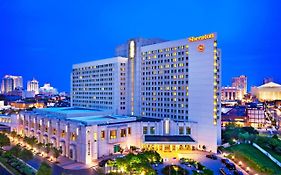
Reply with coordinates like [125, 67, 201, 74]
[154, 150, 248, 175]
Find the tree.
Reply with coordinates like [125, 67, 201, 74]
[36, 142, 44, 152]
[51, 147, 61, 161]
[10, 131, 17, 139]
[44, 143, 52, 156]
[10, 144, 22, 157]
[19, 148, 34, 161]
[0, 133, 10, 148]
[37, 162, 52, 175]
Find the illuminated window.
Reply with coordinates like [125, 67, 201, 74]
[110, 130, 117, 139]
[179, 127, 184, 135]
[143, 126, 148, 134]
[71, 133, 76, 141]
[101, 130, 105, 140]
[128, 127, 131, 135]
[120, 129, 126, 137]
[61, 130, 65, 138]
[186, 127, 191, 134]
[93, 132, 97, 141]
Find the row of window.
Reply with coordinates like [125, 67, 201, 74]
[142, 45, 188, 56]
[100, 127, 131, 140]
[142, 56, 188, 63]
[73, 63, 114, 72]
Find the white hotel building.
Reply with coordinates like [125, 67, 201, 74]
[11, 33, 221, 165]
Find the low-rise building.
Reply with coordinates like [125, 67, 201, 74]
[11, 107, 198, 165]
[221, 86, 243, 101]
[251, 82, 281, 102]
[221, 106, 247, 127]
[246, 107, 266, 128]
[10, 101, 45, 109]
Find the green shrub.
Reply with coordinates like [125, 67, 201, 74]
[162, 165, 189, 175]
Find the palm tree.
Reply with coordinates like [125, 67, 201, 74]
[10, 131, 17, 140]
[36, 142, 44, 153]
[51, 147, 61, 162]
[0, 133, 10, 149]
[45, 143, 52, 157]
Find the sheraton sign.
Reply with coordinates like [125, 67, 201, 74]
[188, 33, 215, 42]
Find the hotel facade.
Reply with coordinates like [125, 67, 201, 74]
[11, 33, 221, 165]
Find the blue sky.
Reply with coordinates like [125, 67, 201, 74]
[0, 0, 281, 92]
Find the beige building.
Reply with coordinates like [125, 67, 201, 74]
[232, 75, 247, 95]
[251, 82, 281, 102]
[221, 86, 243, 101]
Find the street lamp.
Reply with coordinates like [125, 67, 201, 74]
[238, 161, 242, 166]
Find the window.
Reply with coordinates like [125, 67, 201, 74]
[110, 130, 117, 139]
[61, 130, 65, 138]
[53, 129, 56, 135]
[101, 130, 105, 140]
[128, 127, 131, 135]
[71, 133, 76, 141]
[93, 132, 97, 141]
[150, 127, 155, 134]
[120, 129, 126, 137]
[143, 126, 148, 134]
[186, 127, 191, 134]
[179, 127, 184, 135]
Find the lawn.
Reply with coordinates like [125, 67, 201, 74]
[225, 144, 281, 175]
[259, 144, 281, 163]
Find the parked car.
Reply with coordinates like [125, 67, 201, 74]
[206, 154, 217, 160]
[98, 158, 112, 167]
[219, 168, 232, 175]
[221, 158, 230, 164]
[226, 162, 236, 170]
[234, 170, 243, 175]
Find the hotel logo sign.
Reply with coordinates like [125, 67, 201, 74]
[197, 44, 205, 52]
[188, 33, 215, 42]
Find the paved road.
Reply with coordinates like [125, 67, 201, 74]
[155, 151, 248, 175]
[26, 155, 96, 175]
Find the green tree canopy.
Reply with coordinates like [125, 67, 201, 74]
[37, 162, 52, 175]
[19, 148, 34, 161]
[0, 133, 10, 148]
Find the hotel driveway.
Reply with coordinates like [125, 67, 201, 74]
[154, 150, 248, 175]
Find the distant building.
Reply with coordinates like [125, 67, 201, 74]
[1, 75, 23, 94]
[232, 75, 247, 95]
[221, 106, 247, 127]
[22, 91, 36, 98]
[0, 101, 4, 107]
[246, 107, 266, 128]
[263, 77, 273, 84]
[9, 101, 45, 109]
[251, 82, 281, 102]
[1, 77, 14, 94]
[27, 79, 39, 94]
[221, 86, 243, 101]
[39, 83, 58, 96]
